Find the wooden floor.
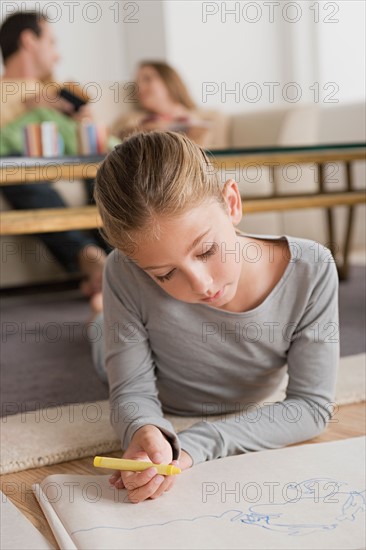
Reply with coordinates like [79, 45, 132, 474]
[1, 401, 365, 549]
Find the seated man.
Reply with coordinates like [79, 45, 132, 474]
[0, 11, 108, 297]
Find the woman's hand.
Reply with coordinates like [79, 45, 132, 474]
[108, 424, 193, 503]
[141, 116, 172, 131]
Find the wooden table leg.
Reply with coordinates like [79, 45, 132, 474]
[338, 162, 356, 281]
[318, 163, 338, 266]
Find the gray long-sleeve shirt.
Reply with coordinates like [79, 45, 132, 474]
[102, 232, 340, 465]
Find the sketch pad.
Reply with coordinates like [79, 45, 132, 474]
[33, 437, 365, 550]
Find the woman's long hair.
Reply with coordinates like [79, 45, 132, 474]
[138, 61, 196, 110]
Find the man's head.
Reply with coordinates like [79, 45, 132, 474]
[0, 11, 60, 78]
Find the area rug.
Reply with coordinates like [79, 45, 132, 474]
[1, 353, 364, 475]
[1, 264, 365, 416]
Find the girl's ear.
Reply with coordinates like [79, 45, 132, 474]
[222, 179, 243, 225]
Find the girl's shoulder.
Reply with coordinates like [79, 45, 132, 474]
[236, 228, 337, 280]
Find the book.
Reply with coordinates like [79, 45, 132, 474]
[87, 123, 97, 154]
[77, 122, 108, 155]
[23, 124, 42, 157]
[33, 437, 365, 550]
[23, 122, 60, 157]
[41, 122, 58, 157]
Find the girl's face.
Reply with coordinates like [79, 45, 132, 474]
[136, 66, 172, 112]
[131, 181, 246, 309]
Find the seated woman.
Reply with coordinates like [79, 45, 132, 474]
[110, 61, 228, 149]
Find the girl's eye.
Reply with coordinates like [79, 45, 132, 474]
[154, 244, 217, 283]
[155, 269, 175, 283]
[198, 244, 217, 260]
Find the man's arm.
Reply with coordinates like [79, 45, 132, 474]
[0, 78, 93, 128]
[0, 78, 40, 127]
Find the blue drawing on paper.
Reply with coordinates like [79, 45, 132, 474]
[71, 478, 366, 538]
[234, 478, 366, 536]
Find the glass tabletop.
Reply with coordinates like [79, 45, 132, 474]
[0, 142, 365, 167]
[210, 141, 366, 156]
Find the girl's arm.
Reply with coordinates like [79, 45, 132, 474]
[103, 252, 196, 502]
[103, 251, 182, 460]
[177, 248, 340, 465]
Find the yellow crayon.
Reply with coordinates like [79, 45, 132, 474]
[93, 456, 181, 476]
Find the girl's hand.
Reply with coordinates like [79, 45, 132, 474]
[178, 449, 193, 470]
[108, 424, 193, 503]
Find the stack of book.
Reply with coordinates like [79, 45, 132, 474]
[23, 122, 62, 157]
[77, 122, 108, 155]
[23, 121, 109, 157]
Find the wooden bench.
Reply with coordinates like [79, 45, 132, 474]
[1, 144, 365, 280]
[1, 192, 364, 232]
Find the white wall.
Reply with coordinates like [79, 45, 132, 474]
[1, 1, 365, 111]
[122, 0, 166, 77]
[317, 0, 365, 104]
[162, 0, 365, 112]
[164, 0, 284, 112]
[0, 0, 127, 81]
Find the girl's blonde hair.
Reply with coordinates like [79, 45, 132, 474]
[138, 61, 196, 110]
[94, 131, 225, 252]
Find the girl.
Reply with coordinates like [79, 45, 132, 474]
[93, 131, 339, 504]
[110, 61, 228, 149]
